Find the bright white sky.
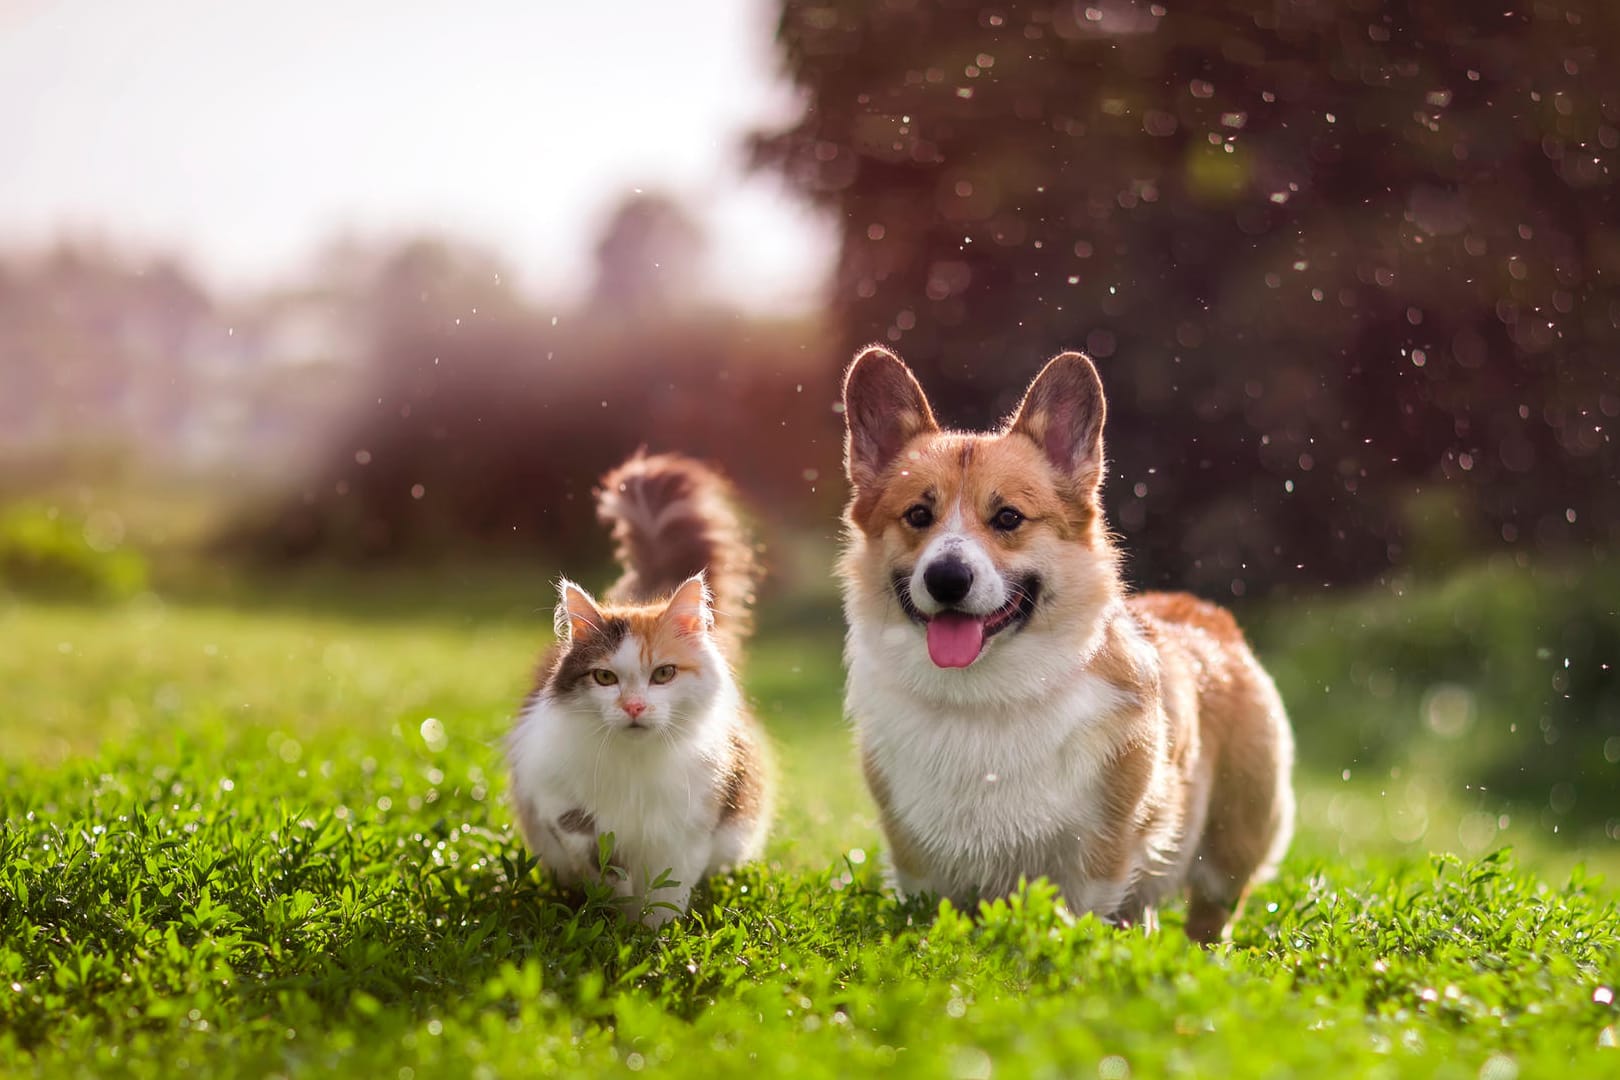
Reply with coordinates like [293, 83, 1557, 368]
[0, 0, 834, 312]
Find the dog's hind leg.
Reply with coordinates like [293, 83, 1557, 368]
[1184, 714, 1294, 944]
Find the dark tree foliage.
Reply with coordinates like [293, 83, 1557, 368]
[756, 0, 1620, 592]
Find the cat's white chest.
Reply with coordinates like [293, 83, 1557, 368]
[509, 703, 718, 857]
[581, 764, 705, 852]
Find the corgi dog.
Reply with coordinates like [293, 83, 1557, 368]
[507, 452, 771, 926]
[839, 347, 1294, 943]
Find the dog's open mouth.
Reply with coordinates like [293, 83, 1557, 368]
[892, 573, 1041, 669]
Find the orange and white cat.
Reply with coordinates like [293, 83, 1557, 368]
[839, 346, 1294, 942]
[507, 452, 771, 926]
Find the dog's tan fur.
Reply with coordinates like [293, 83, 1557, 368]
[839, 346, 1294, 943]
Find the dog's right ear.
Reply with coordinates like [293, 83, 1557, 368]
[842, 345, 939, 490]
[1008, 352, 1106, 498]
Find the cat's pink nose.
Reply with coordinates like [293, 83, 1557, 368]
[620, 698, 647, 719]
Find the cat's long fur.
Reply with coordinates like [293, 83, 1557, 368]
[507, 452, 770, 926]
[596, 451, 760, 659]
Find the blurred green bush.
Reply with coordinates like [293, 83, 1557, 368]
[1258, 558, 1620, 834]
[0, 504, 148, 601]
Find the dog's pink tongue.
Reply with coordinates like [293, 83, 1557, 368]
[926, 612, 987, 668]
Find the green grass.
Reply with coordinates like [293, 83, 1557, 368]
[3, 579, 1619, 1077]
[1254, 557, 1620, 840]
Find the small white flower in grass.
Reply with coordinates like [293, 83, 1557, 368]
[420, 718, 448, 752]
[1596, 986, 1615, 1005]
[1479, 1054, 1517, 1080]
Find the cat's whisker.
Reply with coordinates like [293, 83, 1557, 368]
[589, 721, 616, 803]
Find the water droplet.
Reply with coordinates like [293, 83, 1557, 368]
[1098, 1056, 1130, 1080]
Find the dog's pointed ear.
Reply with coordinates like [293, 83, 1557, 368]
[842, 345, 939, 490]
[1008, 352, 1106, 495]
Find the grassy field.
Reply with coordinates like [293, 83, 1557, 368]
[3, 569, 1618, 1077]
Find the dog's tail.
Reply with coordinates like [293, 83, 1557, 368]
[596, 450, 761, 657]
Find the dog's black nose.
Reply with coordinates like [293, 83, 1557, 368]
[923, 557, 974, 606]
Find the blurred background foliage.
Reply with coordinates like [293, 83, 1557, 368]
[755, 0, 1619, 592]
[218, 204, 843, 566]
[0, 503, 148, 601]
[0, 1, 1615, 853]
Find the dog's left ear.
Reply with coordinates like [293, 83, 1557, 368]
[1008, 352, 1106, 496]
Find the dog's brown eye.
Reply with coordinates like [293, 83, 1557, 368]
[902, 504, 934, 529]
[991, 507, 1025, 532]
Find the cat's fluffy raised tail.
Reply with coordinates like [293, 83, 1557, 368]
[596, 451, 760, 660]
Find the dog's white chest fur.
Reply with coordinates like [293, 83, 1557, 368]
[847, 627, 1133, 904]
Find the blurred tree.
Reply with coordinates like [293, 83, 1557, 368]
[755, 0, 1620, 591]
[0, 243, 212, 458]
[234, 217, 838, 566]
[587, 192, 707, 316]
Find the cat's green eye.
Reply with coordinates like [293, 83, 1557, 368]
[650, 664, 678, 685]
[591, 669, 618, 687]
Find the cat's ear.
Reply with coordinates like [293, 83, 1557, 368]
[555, 579, 605, 641]
[663, 574, 713, 636]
